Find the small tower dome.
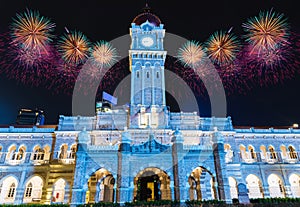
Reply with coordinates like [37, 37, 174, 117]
[132, 4, 161, 26]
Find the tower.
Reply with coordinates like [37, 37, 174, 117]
[129, 5, 168, 129]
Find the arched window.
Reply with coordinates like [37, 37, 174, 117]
[59, 144, 68, 159]
[239, 145, 247, 161]
[280, 145, 288, 160]
[32, 147, 45, 161]
[268, 146, 277, 160]
[69, 144, 77, 159]
[248, 146, 256, 159]
[156, 72, 159, 78]
[146, 71, 150, 78]
[224, 144, 233, 163]
[7, 183, 16, 198]
[288, 146, 298, 159]
[7, 146, 17, 161]
[260, 145, 267, 161]
[136, 71, 140, 78]
[24, 183, 33, 197]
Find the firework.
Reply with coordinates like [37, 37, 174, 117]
[177, 41, 205, 68]
[242, 9, 289, 55]
[91, 41, 118, 68]
[58, 30, 90, 65]
[206, 30, 240, 65]
[11, 9, 55, 53]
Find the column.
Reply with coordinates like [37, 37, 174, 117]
[172, 129, 188, 202]
[212, 130, 233, 204]
[70, 129, 90, 206]
[14, 170, 26, 204]
[116, 131, 132, 204]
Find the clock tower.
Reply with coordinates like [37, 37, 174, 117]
[129, 5, 168, 129]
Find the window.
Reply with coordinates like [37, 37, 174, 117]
[269, 146, 277, 159]
[136, 71, 139, 78]
[33, 148, 45, 160]
[7, 183, 16, 198]
[25, 183, 33, 197]
[59, 144, 68, 159]
[147, 72, 150, 78]
[288, 146, 298, 159]
[156, 72, 159, 78]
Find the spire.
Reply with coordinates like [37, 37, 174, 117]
[143, 0, 151, 13]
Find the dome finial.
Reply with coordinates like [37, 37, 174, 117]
[143, 0, 151, 13]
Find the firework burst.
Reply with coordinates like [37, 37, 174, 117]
[11, 9, 55, 53]
[91, 41, 118, 68]
[206, 29, 240, 65]
[242, 9, 289, 56]
[177, 41, 205, 68]
[58, 30, 90, 65]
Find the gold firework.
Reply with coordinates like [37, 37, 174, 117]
[206, 30, 240, 65]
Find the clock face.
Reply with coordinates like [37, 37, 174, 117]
[141, 36, 154, 47]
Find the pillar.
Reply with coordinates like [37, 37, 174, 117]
[116, 130, 132, 204]
[172, 129, 187, 202]
[211, 129, 232, 203]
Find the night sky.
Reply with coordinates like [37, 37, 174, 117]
[0, 0, 299, 127]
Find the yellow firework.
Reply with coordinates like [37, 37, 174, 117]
[178, 41, 205, 68]
[11, 9, 55, 53]
[58, 30, 90, 65]
[242, 9, 289, 54]
[206, 30, 240, 65]
[91, 41, 118, 68]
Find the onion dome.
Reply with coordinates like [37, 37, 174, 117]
[132, 4, 161, 26]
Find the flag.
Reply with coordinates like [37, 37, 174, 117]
[102, 91, 118, 105]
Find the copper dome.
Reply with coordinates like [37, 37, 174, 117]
[132, 4, 161, 26]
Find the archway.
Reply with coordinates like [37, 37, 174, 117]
[86, 168, 115, 203]
[268, 174, 285, 198]
[0, 176, 18, 204]
[52, 178, 66, 203]
[228, 177, 238, 200]
[188, 167, 216, 201]
[289, 174, 300, 197]
[23, 175, 43, 203]
[134, 168, 171, 201]
[246, 174, 264, 198]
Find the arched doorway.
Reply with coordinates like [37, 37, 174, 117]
[0, 176, 18, 204]
[289, 174, 300, 197]
[188, 167, 216, 201]
[228, 177, 238, 200]
[268, 174, 285, 198]
[86, 168, 115, 203]
[52, 178, 66, 203]
[23, 176, 43, 203]
[246, 174, 264, 198]
[134, 168, 171, 201]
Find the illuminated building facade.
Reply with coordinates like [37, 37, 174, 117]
[1, 5, 300, 206]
